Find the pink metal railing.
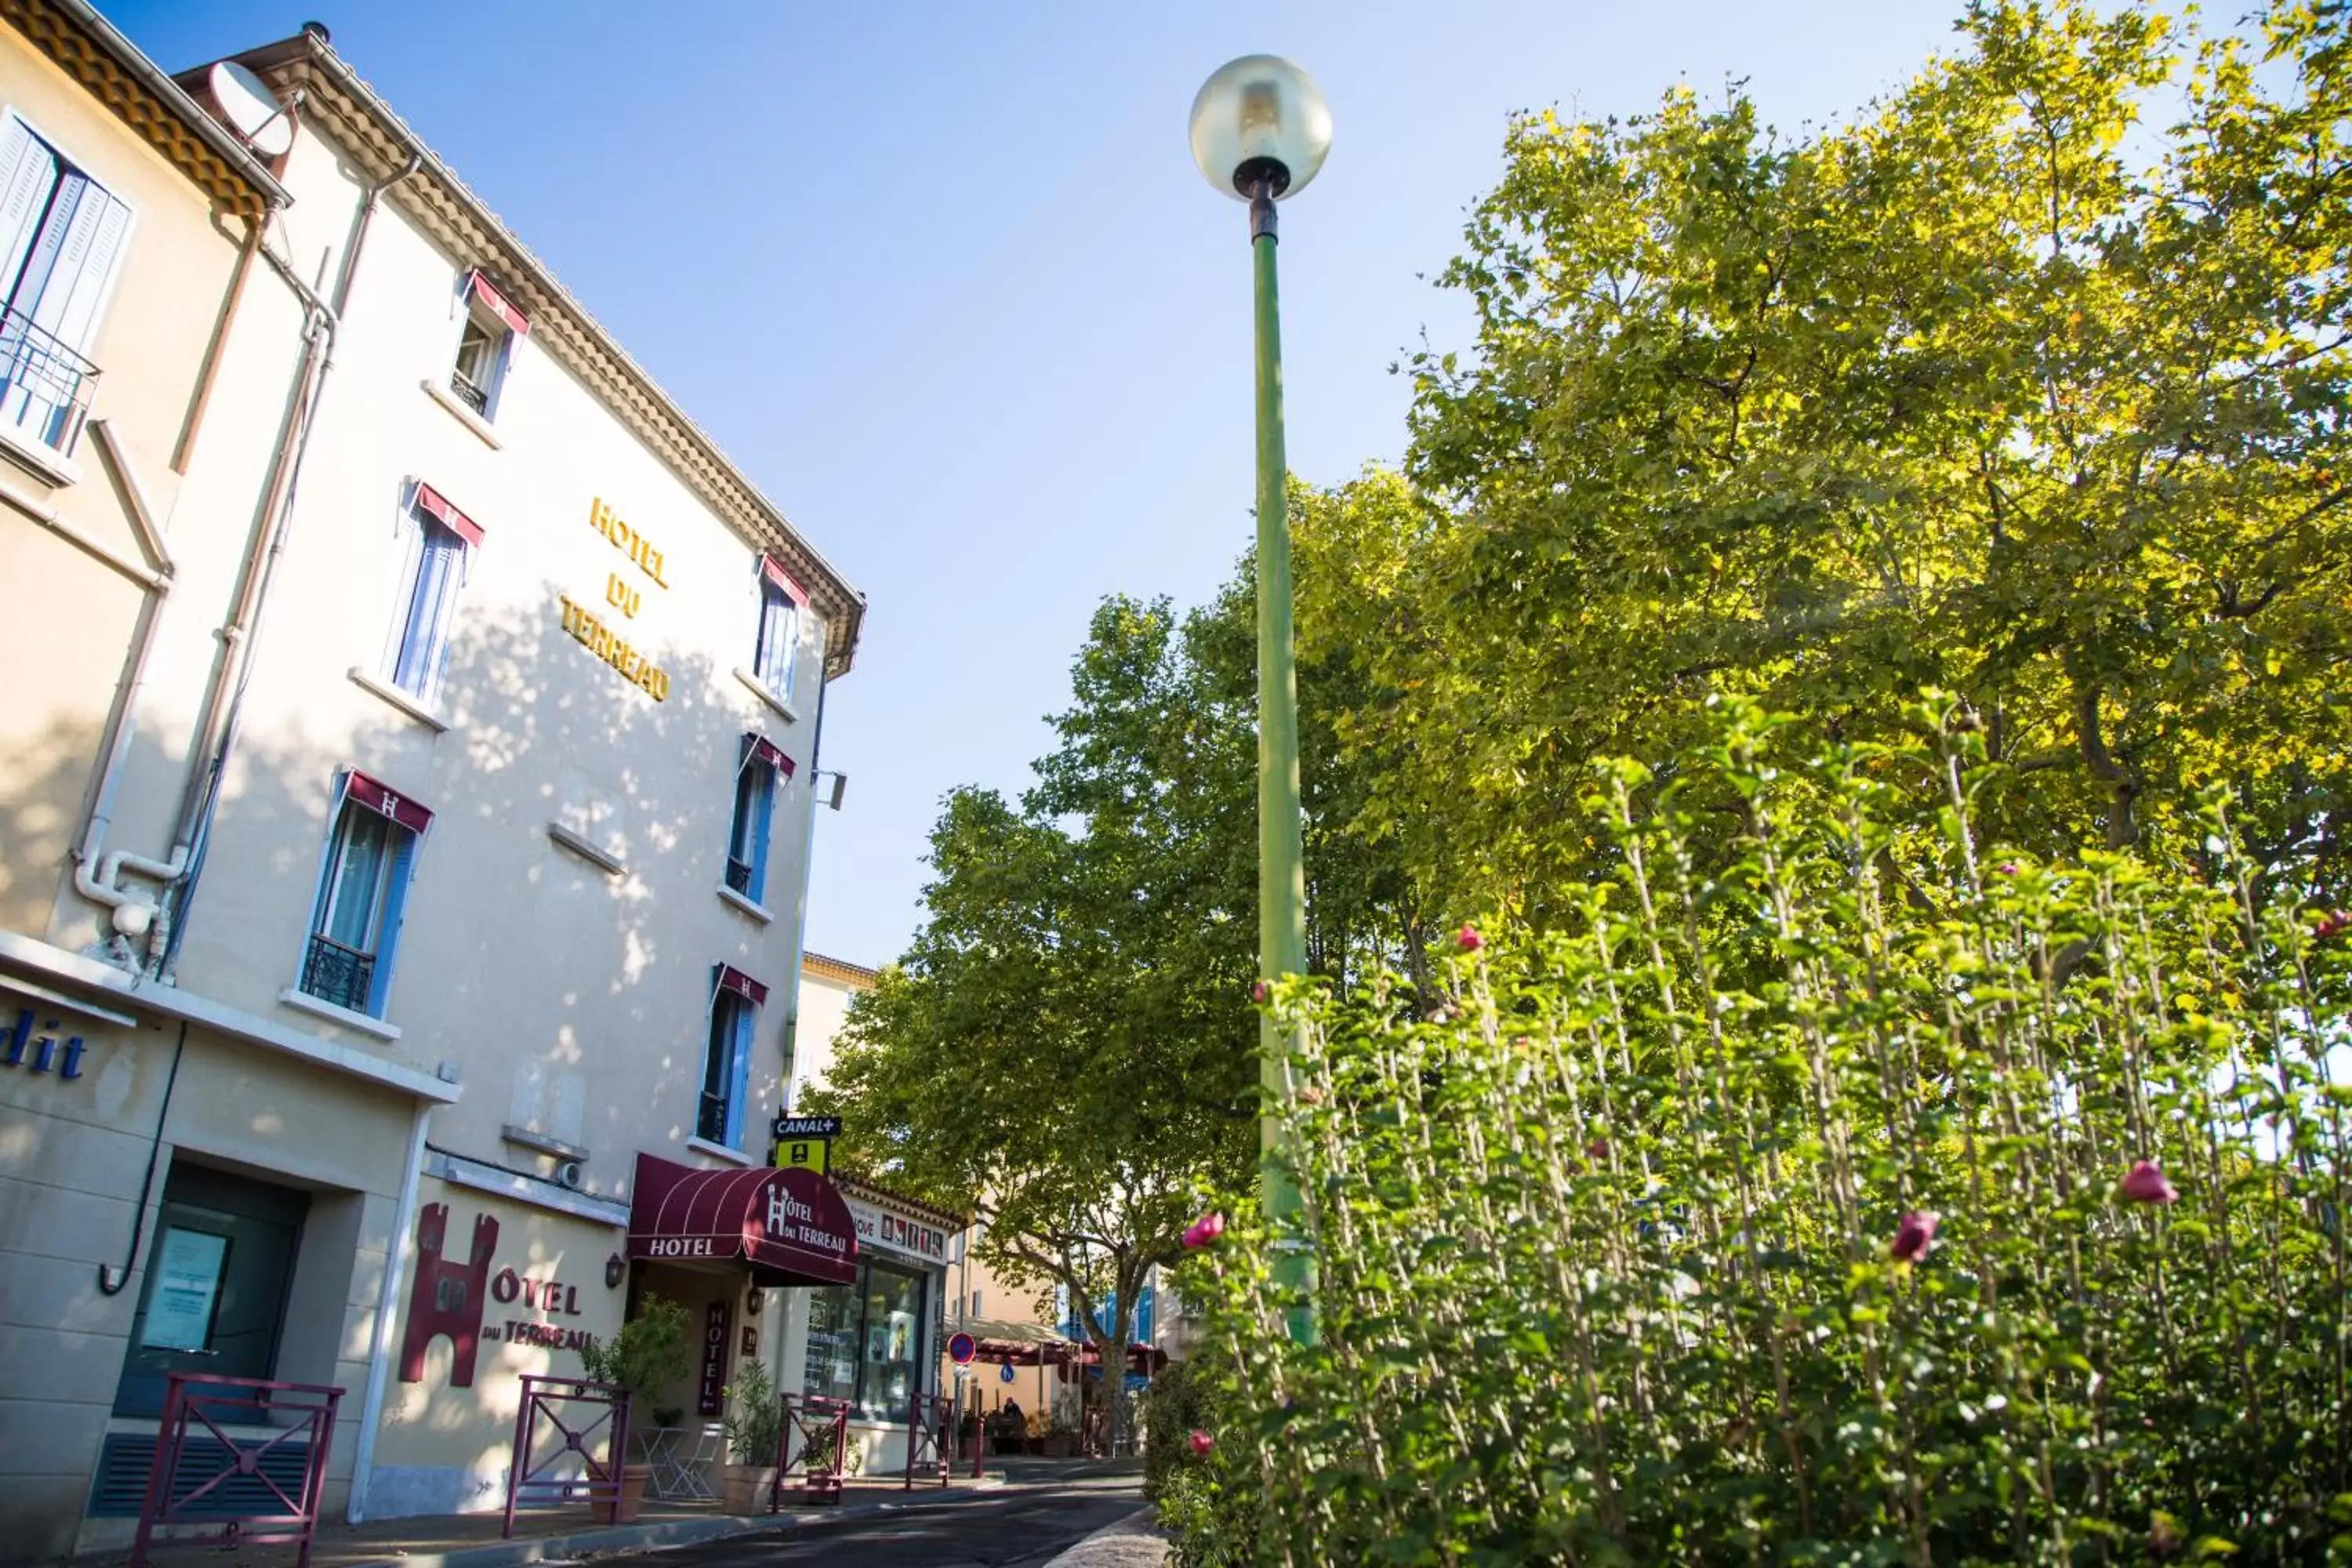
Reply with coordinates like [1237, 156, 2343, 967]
[501, 1374, 631, 1535]
[129, 1373, 343, 1568]
[768, 1392, 848, 1508]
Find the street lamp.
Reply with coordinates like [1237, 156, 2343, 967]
[1190, 55, 1331, 1346]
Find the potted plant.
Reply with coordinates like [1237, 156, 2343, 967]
[718, 1357, 786, 1513]
[1040, 1411, 1073, 1459]
[578, 1294, 691, 1523]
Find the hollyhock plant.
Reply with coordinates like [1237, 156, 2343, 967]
[1889, 1210, 1940, 1263]
[1457, 924, 1484, 952]
[1183, 1211, 1227, 1250]
[1252, 979, 1270, 1005]
[2120, 1160, 2180, 1204]
[1189, 1429, 1214, 1457]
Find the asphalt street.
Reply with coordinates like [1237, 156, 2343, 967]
[604, 1472, 1152, 1567]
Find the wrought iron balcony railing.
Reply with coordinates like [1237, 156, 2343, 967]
[448, 367, 490, 415]
[0, 307, 100, 456]
[695, 1091, 731, 1145]
[299, 933, 376, 1014]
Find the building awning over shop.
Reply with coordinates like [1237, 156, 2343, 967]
[626, 1153, 857, 1287]
[958, 1316, 1167, 1373]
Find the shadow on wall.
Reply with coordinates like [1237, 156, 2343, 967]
[4, 578, 791, 1196]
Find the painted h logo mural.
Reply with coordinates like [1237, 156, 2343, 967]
[399, 1203, 497, 1388]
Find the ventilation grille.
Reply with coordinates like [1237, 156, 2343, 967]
[89, 1433, 314, 1519]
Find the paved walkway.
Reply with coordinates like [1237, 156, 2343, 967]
[1040, 1507, 1170, 1567]
[85, 1473, 1014, 1568]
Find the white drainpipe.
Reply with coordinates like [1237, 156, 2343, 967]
[347, 1101, 431, 1523]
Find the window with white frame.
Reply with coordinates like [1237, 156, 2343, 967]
[699, 966, 767, 1146]
[753, 556, 806, 706]
[724, 733, 793, 905]
[448, 268, 527, 419]
[299, 771, 430, 1018]
[383, 482, 481, 702]
[0, 111, 133, 456]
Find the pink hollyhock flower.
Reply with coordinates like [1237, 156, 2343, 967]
[1888, 1210, 1940, 1263]
[1297, 1085, 1326, 1107]
[2316, 910, 2351, 941]
[1251, 979, 1270, 1005]
[1181, 1211, 1227, 1250]
[1456, 924, 1484, 952]
[1996, 862, 2020, 877]
[1584, 1138, 1610, 1160]
[2119, 1160, 2180, 1205]
[1188, 1429, 1214, 1457]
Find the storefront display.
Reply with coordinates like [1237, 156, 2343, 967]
[797, 1258, 927, 1418]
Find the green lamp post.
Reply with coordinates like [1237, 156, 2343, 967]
[1189, 54, 1333, 1345]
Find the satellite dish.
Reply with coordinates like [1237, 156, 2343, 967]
[209, 60, 294, 158]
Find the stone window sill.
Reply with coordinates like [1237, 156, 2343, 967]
[684, 1136, 756, 1167]
[502, 1123, 590, 1162]
[717, 884, 773, 924]
[734, 667, 800, 724]
[420, 377, 504, 449]
[278, 986, 402, 1042]
[546, 822, 624, 877]
[348, 666, 451, 732]
[0, 421, 80, 487]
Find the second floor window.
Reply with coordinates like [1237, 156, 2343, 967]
[448, 269, 527, 419]
[301, 771, 431, 1018]
[725, 734, 792, 904]
[699, 967, 767, 1147]
[383, 483, 480, 702]
[753, 557, 805, 706]
[0, 111, 131, 456]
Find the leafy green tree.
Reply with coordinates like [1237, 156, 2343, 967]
[1334, 0, 2352, 923]
[808, 583, 1423, 1436]
[803, 600, 1262, 1437]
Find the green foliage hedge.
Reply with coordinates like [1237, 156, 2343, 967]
[1167, 706, 2350, 1564]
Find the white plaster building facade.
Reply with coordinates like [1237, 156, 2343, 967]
[0, 10, 881, 1554]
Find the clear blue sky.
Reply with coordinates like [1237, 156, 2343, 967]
[106, 2, 1964, 968]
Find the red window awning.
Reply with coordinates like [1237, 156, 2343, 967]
[345, 770, 433, 833]
[759, 555, 808, 607]
[627, 1153, 857, 1287]
[413, 481, 484, 548]
[714, 964, 768, 1007]
[464, 268, 530, 336]
[740, 733, 795, 779]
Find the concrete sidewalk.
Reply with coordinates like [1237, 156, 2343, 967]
[1040, 1506, 1170, 1567]
[80, 1475, 1007, 1568]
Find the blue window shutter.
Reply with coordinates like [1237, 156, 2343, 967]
[755, 586, 797, 701]
[366, 829, 419, 1015]
[37, 183, 130, 352]
[750, 765, 776, 903]
[724, 1000, 756, 1147]
[390, 517, 466, 698]
[0, 118, 59, 299]
[307, 771, 354, 936]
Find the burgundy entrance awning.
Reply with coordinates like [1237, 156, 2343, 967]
[627, 1153, 858, 1287]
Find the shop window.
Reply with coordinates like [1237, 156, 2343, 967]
[0, 111, 132, 457]
[698, 966, 766, 1146]
[753, 557, 805, 706]
[797, 1258, 929, 1420]
[299, 771, 431, 1017]
[448, 268, 527, 419]
[114, 1162, 310, 1417]
[724, 735, 790, 904]
[382, 482, 481, 702]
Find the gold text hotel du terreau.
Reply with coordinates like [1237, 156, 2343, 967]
[558, 497, 673, 700]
